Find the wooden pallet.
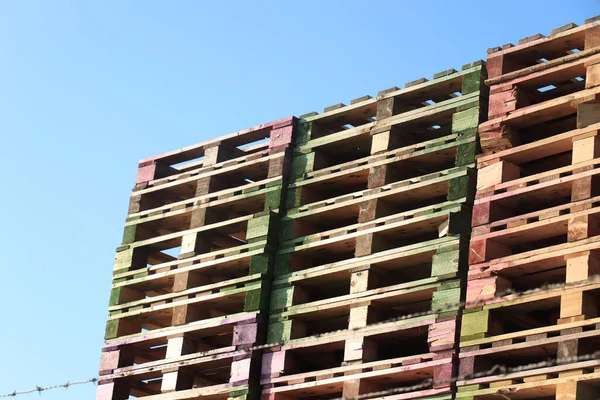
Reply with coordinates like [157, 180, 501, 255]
[286, 132, 476, 210]
[261, 314, 460, 399]
[295, 62, 485, 149]
[459, 314, 600, 384]
[480, 17, 600, 154]
[135, 117, 295, 187]
[282, 165, 475, 245]
[97, 312, 261, 400]
[486, 16, 600, 81]
[456, 359, 600, 400]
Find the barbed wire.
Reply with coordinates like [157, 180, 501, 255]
[4, 350, 600, 398]
[0, 378, 97, 398]
[4, 274, 600, 397]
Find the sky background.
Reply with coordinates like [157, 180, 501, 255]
[0, 1, 598, 399]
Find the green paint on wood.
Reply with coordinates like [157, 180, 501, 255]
[249, 254, 271, 275]
[461, 309, 490, 339]
[104, 320, 120, 340]
[113, 248, 134, 271]
[228, 388, 253, 400]
[432, 287, 460, 312]
[462, 60, 484, 71]
[267, 320, 292, 343]
[461, 68, 485, 95]
[108, 287, 123, 307]
[274, 253, 291, 276]
[133, 270, 148, 280]
[264, 190, 283, 211]
[246, 213, 277, 241]
[278, 218, 294, 241]
[431, 250, 460, 277]
[447, 175, 472, 201]
[121, 225, 137, 245]
[455, 141, 478, 167]
[243, 288, 263, 312]
[285, 187, 303, 209]
[433, 68, 457, 79]
[452, 107, 480, 134]
[295, 120, 312, 145]
[270, 286, 294, 311]
[446, 211, 471, 237]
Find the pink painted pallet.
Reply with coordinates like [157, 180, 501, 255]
[97, 314, 262, 399]
[135, 116, 295, 188]
[479, 16, 600, 154]
[260, 314, 460, 399]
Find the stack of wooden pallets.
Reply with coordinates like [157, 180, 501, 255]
[96, 117, 296, 400]
[96, 14, 600, 400]
[458, 17, 600, 400]
[260, 64, 487, 400]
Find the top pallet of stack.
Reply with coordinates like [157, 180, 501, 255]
[133, 116, 296, 188]
[480, 16, 600, 155]
[294, 61, 486, 156]
[486, 15, 600, 81]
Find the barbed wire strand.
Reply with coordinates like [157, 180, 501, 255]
[3, 350, 600, 398]
[0, 378, 97, 398]
[4, 274, 600, 397]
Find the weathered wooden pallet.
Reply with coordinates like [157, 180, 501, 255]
[106, 276, 263, 338]
[295, 62, 485, 148]
[118, 210, 275, 255]
[458, 315, 600, 385]
[275, 236, 465, 285]
[286, 132, 477, 210]
[468, 234, 600, 285]
[456, 359, 600, 400]
[261, 354, 454, 399]
[97, 382, 258, 400]
[106, 207, 281, 340]
[284, 164, 474, 225]
[469, 202, 600, 265]
[97, 313, 261, 400]
[135, 117, 296, 187]
[479, 69, 600, 154]
[476, 122, 600, 169]
[266, 276, 462, 349]
[128, 176, 280, 222]
[98, 348, 258, 397]
[96, 381, 238, 400]
[461, 277, 600, 342]
[111, 241, 265, 289]
[275, 203, 470, 277]
[486, 16, 600, 81]
[125, 182, 283, 242]
[471, 160, 600, 228]
[261, 313, 460, 399]
[281, 199, 464, 246]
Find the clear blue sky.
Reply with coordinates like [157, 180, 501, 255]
[0, 1, 597, 399]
